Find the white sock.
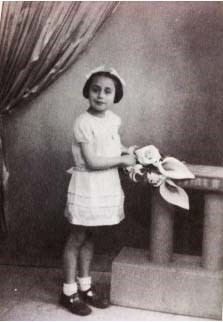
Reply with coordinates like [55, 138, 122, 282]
[63, 282, 78, 296]
[77, 276, 92, 292]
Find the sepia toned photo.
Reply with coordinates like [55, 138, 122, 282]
[0, 1, 222, 320]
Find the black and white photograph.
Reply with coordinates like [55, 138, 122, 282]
[0, 1, 222, 321]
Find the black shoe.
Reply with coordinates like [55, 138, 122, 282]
[60, 292, 92, 316]
[79, 286, 110, 309]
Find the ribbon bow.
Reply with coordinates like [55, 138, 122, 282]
[127, 145, 195, 210]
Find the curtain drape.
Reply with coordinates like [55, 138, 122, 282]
[0, 1, 119, 237]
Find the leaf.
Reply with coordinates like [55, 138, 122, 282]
[158, 157, 195, 180]
[159, 181, 190, 209]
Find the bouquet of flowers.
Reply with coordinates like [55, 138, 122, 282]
[126, 145, 195, 210]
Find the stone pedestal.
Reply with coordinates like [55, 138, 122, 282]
[150, 190, 174, 263]
[202, 193, 223, 271]
[111, 247, 223, 320]
[111, 165, 223, 319]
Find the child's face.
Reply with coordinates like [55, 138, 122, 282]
[88, 76, 116, 113]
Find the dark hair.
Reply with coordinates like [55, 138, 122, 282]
[82, 71, 123, 103]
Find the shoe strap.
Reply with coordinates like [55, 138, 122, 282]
[70, 293, 82, 303]
[86, 290, 94, 297]
[86, 286, 96, 297]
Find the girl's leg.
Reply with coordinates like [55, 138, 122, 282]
[61, 225, 92, 316]
[77, 228, 110, 309]
[78, 230, 94, 278]
[77, 230, 94, 292]
[63, 224, 87, 284]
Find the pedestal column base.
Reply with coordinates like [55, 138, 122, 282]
[110, 247, 223, 320]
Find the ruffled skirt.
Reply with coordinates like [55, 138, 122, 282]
[65, 168, 125, 226]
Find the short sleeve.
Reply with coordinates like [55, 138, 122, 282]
[73, 116, 94, 143]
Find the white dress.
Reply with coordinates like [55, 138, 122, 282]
[65, 110, 125, 226]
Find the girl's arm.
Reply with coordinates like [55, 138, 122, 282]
[121, 144, 129, 155]
[81, 142, 136, 170]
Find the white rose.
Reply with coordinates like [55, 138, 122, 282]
[135, 145, 161, 166]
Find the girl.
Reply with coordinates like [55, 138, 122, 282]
[60, 67, 137, 316]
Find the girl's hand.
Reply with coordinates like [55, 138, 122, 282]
[128, 145, 139, 155]
[121, 154, 137, 167]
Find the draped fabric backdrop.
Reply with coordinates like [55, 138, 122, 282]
[0, 1, 119, 238]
